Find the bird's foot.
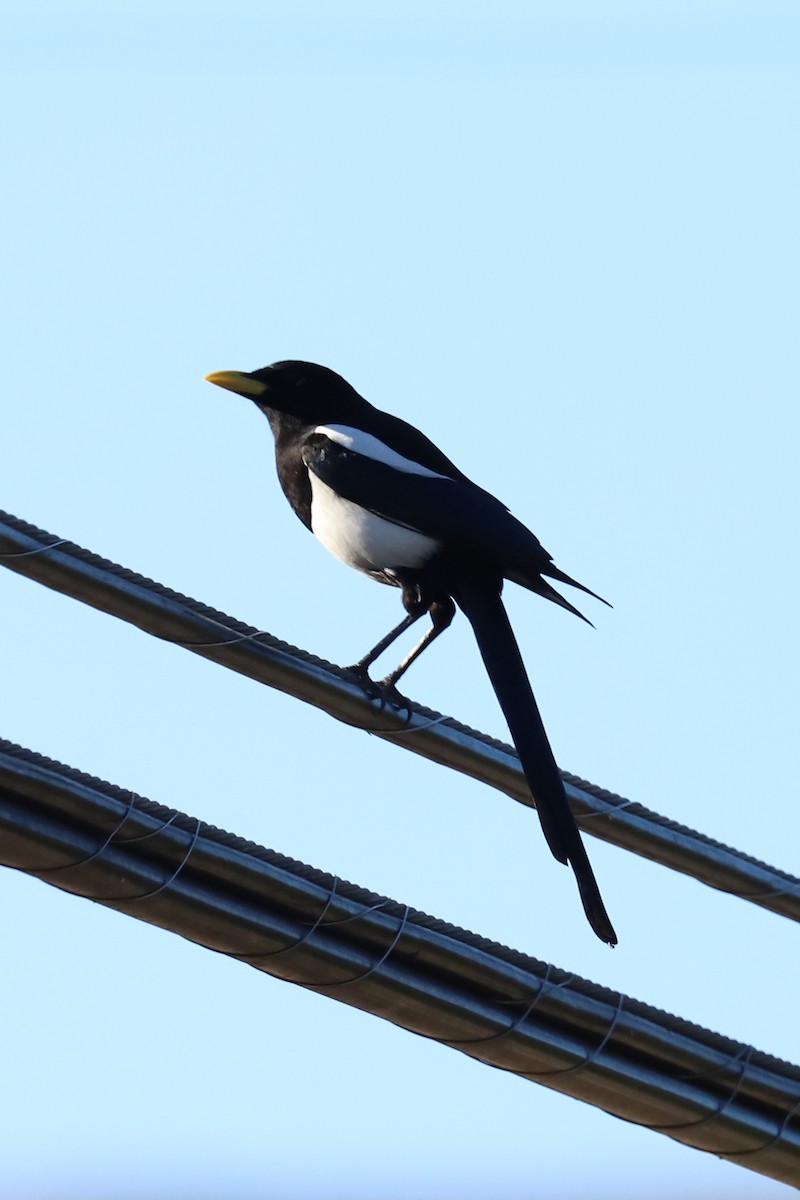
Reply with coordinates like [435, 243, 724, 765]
[375, 676, 412, 713]
[345, 662, 383, 701]
[345, 664, 413, 721]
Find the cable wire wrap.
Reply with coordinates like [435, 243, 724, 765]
[1, 508, 798, 923]
[1, 739, 798, 1186]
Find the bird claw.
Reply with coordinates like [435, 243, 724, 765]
[345, 664, 413, 721]
[376, 677, 412, 714]
[345, 662, 382, 699]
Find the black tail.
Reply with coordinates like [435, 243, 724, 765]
[541, 562, 612, 609]
[454, 573, 617, 946]
[512, 565, 610, 627]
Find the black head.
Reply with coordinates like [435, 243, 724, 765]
[205, 360, 371, 426]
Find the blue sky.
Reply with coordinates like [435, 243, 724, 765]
[1, 3, 799, 1197]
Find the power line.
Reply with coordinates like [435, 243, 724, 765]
[1, 507, 798, 924]
[1, 738, 798, 1187]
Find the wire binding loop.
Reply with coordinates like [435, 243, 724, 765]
[0, 538, 67, 558]
[444, 965, 576, 1049]
[376, 712, 454, 737]
[303, 904, 411, 989]
[646, 1046, 753, 1134]
[171, 628, 265, 650]
[522, 991, 626, 1081]
[577, 797, 637, 823]
[87, 818, 202, 904]
[722, 1094, 800, 1159]
[227, 877, 344, 964]
[26, 790, 139, 877]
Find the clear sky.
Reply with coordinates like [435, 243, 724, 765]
[2, 2, 799, 1197]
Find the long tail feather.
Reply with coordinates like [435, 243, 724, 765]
[534, 577, 595, 627]
[453, 574, 617, 946]
[541, 562, 612, 609]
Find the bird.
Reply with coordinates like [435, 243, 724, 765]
[205, 360, 617, 946]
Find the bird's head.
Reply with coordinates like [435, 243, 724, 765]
[205, 360, 369, 427]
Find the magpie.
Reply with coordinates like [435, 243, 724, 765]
[206, 360, 617, 945]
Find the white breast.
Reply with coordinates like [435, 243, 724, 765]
[309, 473, 440, 576]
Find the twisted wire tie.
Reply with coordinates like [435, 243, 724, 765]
[444, 964, 576, 1049]
[522, 990, 627, 1081]
[303, 903, 411, 990]
[0, 539, 68, 558]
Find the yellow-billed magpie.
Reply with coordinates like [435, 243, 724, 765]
[206, 360, 617, 945]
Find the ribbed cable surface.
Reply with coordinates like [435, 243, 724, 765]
[1, 508, 798, 923]
[1, 739, 799, 1186]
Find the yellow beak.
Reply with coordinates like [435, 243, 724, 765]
[204, 370, 267, 397]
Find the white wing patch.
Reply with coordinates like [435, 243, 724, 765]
[314, 425, 447, 479]
[309, 473, 440, 576]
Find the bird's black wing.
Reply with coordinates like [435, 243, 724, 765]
[304, 435, 616, 943]
[303, 436, 600, 617]
[304, 436, 616, 944]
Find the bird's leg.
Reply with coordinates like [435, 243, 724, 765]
[381, 597, 456, 689]
[347, 611, 424, 678]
